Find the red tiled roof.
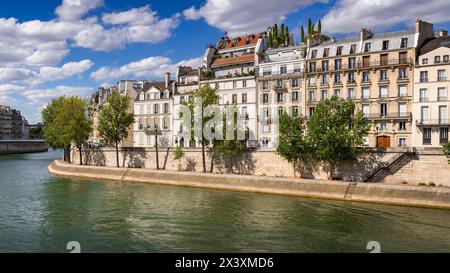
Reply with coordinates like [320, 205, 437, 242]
[211, 55, 255, 67]
[219, 34, 261, 49]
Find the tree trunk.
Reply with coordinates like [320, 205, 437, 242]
[79, 146, 83, 166]
[65, 145, 71, 164]
[201, 143, 207, 173]
[115, 141, 119, 168]
[209, 154, 214, 173]
[293, 161, 297, 178]
[328, 163, 335, 180]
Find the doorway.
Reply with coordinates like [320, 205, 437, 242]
[377, 136, 391, 148]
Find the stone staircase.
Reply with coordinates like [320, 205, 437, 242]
[365, 149, 416, 183]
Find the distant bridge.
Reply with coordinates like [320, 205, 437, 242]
[0, 140, 48, 155]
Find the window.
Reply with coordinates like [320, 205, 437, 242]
[423, 128, 432, 144]
[292, 92, 299, 102]
[362, 87, 370, 99]
[311, 50, 317, 58]
[438, 87, 447, 101]
[323, 48, 330, 57]
[232, 94, 238, 103]
[420, 88, 428, 102]
[321, 90, 328, 101]
[242, 93, 247, 103]
[362, 71, 370, 82]
[334, 89, 341, 98]
[362, 104, 369, 117]
[309, 91, 315, 101]
[380, 86, 388, 97]
[233, 81, 237, 88]
[348, 71, 355, 83]
[321, 74, 328, 85]
[263, 69, 271, 76]
[164, 103, 169, 114]
[400, 38, 408, 48]
[420, 71, 428, 82]
[438, 70, 446, 81]
[263, 107, 270, 119]
[163, 117, 170, 130]
[309, 62, 316, 72]
[350, 44, 357, 54]
[348, 88, 355, 99]
[309, 107, 315, 117]
[280, 66, 287, 74]
[399, 122, 406, 131]
[440, 128, 449, 144]
[278, 107, 284, 116]
[364, 42, 371, 52]
[243, 80, 247, 88]
[380, 103, 387, 117]
[335, 59, 342, 70]
[262, 81, 269, 90]
[334, 73, 341, 83]
[398, 138, 406, 147]
[399, 103, 407, 116]
[399, 68, 407, 79]
[277, 92, 284, 103]
[276, 79, 283, 88]
[292, 106, 299, 116]
[336, 46, 343, 56]
[380, 70, 388, 81]
[308, 76, 316, 86]
[380, 122, 388, 131]
[262, 94, 269, 104]
[422, 58, 428, 65]
[435, 56, 441, 63]
[382, 40, 390, 50]
[398, 85, 407, 97]
[261, 138, 269, 147]
[444, 55, 450, 62]
[348, 57, 356, 69]
[322, 60, 329, 71]
[291, 79, 299, 88]
[439, 106, 448, 124]
[421, 106, 430, 122]
[154, 104, 159, 114]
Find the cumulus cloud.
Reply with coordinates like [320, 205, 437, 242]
[56, 0, 104, 21]
[91, 56, 203, 82]
[322, 0, 450, 34]
[23, 85, 94, 104]
[186, 0, 325, 35]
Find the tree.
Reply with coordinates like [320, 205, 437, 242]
[180, 85, 219, 173]
[173, 146, 185, 171]
[98, 91, 135, 168]
[443, 142, 450, 164]
[29, 126, 43, 139]
[300, 26, 305, 43]
[318, 19, 322, 33]
[42, 96, 91, 164]
[307, 19, 312, 35]
[276, 113, 308, 177]
[307, 97, 369, 179]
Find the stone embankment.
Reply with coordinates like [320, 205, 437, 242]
[49, 160, 450, 210]
[0, 140, 48, 155]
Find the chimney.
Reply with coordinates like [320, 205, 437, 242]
[439, 29, 448, 37]
[360, 28, 372, 41]
[165, 72, 171, 89]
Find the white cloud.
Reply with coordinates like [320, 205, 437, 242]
[38, 60, 94, 83]
[189, 0, 325, 36]
[102, 5, 158, 26]
[322, 0, 450, 34]
[24, 85, 94, 104]
[0, 84, 26, 95]
[56, 0, 104, 21]
[183, 6, 202, 20]
[91, 56, 203, 82]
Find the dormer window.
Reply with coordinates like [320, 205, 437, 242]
[400, 38, 408, 48]
[311, 50, 317, 58]
[232, 38, 240, 47]
[382, 40, 389, 50]
[350, 44, 357, 54]
[364, 43, 371, 53]
[435, 56, 441, 63]
[336, 46, 343, 56]
[323, 48, 330, 57]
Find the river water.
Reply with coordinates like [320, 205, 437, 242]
[0, 150, 449, 253]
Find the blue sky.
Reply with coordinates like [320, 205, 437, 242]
[1, 0, 450, 123]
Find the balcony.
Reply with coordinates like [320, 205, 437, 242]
[416, 119, 450, 126]
[437, 77, 447, 82]
[366, 112, 412, 120]
[357, 58, 413, 69]
[397, 76, 409, 82]
[258, 69, 304, 78]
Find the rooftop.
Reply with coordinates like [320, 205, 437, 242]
[216, 34, 262, 50]
[419, 35, 450, 55]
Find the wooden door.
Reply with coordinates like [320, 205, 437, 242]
[377, 136, 391, 148]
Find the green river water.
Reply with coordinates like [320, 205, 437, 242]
[0, 150, 449, 253]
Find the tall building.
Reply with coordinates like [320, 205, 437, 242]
[173, 66, 200, 148]
[133, 74, 175, 148]
[201, 33, 267, 147]
[0, 105, 29, 140]
[89, 86, 114, 144]
[256, 45, 306, 149]
[413, 32, 450, 147]
[305, 20, 434, 148]
[117, 80, 143, 147]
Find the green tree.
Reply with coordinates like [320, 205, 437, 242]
[443, 142, 450, 164]
[300, 26, 305, 43]
[180, 85, 219, 173]
[276, 113, 308, 177]
[29, 126, 43, 139]
[318, 19, 322, 33]
[307, 97, 369, 179]
[173, 146, 185, 171]
[307, 18, 312, 35]
[42, 96, 91, 164]
[98, 91, 135, 168]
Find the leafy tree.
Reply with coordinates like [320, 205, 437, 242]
[276, 112, 308, 177]
[300, 26, 305, 43]
[173, 146, 185, 171]
[268, 23, 292, 48]
[180, 85, 219, 173]
[318, 19, 322, 33]
[307, 19, 312, 35]
[443, 142, 450, 164]
[98, 91, 135, 168]
[42, 96, 91, 164]
[307, 97, 369, 179]
[29, 126, 43, 139]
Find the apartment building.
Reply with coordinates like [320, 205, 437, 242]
[202, 34, 267, 147]
[173, 66, 200, 148]
[0, 105, 28, 140]
[305, 20, 434, 148]
[89, 86, 114, 144]
[413, 33, 450, 147]
[117, 80, 143, 147]
[134, 74, 175, 148]
[256, 45, 306, 149]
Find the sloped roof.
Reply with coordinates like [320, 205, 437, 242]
[217, 34, 262, 50]
[419, 36, 450, 56]
[211, 55, 254, 67]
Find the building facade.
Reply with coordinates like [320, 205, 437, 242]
[256, 45, 306, 149]
[133, 75, 175, 148]
[201, 34, 267, 147]
[89, 86, 114, 144]
[305, 20, 434, 148]
[413, 33, 450, 147]
[173, 66, 200, 148]
[0, 105, 29, 140]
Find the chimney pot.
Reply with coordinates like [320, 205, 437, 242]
[165, 72, 171, 89]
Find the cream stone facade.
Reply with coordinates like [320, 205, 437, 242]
[256, 45, 306, 149]
[305, 20, 435, 148]
[413, 35, 450, 147]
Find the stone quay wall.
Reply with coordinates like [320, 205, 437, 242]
[0, 140, 48, 155]
[70, 147, 450, 187]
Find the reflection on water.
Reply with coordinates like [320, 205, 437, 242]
[1, 151, 450, 253]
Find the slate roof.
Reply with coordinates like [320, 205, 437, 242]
[418, 36, 450, 56]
